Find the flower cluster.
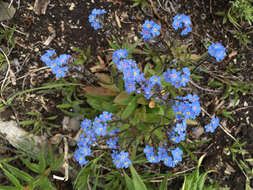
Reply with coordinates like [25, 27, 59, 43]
[141, 20, 161, 41]
[170, 94, 201, 143]
[112, 49, 191, 100]
[89, 8, 107, 30]
[41, 49, 71, 78]
[204, 117, 220, 133]
[208, 43, 226, 62]
[74, 111, 132, 168]
[144, 146, 183, 167]
[112, 49, 161, 99]
[172, 14, 192, 36]
[163, 67, 190, 88]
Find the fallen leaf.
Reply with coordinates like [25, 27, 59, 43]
[95, 73, 112, 83]
[83, 86, 118, 96]
[90, 64, 107, 73]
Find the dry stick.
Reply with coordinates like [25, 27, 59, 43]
[190, 80, 221, 93]
[1, 23, 27, 36]
[148, 0, 162, 19]
[231, 105, 253, 113]
[0, 48, 11, 103]
[201, 107, 236, 141]
[149, 166, 196, 182]
[63, 136, 69, 181]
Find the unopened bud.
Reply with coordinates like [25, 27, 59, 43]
[149, 101, 156, 108]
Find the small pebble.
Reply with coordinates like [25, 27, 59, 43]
[69, 3, 75, 11]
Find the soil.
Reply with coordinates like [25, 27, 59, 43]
[0, 0, 253, 189]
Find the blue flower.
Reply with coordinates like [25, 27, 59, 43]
[143, 87, 153, 99]
[107, 138, 118, 149]
[52, 66, 68, 78]
[81, 119, 92, 131]
[148, 76, 161, 87]
[41, 49, 56, 66]
[94, 123, 107, 136]
[89, 14, 96, 23]
[205, 124, 214, 133]
[99, 111, 113, 122]
[113, 151, 132, 168]
[163, 155, 173, 167]
[158, 147, 167, 161]
[151, 24, 161, 37]
[208, 43, 226, 61]
[147, 153, 159, 163]
[91, 21, 101, 30]
[172, 14, 192, 35]
[141, 29, 152, 41]
[125, 81, 136, 94]
[89, 9, 106, 30]
[141, 20, 161, 41]
[205, 117, 219, 133]
[142, 20, 155, 29]
[74, 151, 89, 166]
[211, 117, 219, 128]
[79, 144, 92, 156]
[171, 147, 183, 160]
[144, 145, 154, 156]
[112, 49, 128, 65]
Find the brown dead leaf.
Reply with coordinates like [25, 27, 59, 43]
[190, 54, 201, 60]
[90, 64, 107, 73]
[95, 73, 112, 83]
[97, 55, 105, 65]
[83, 86, 118, 96]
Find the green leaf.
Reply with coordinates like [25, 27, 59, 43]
[27, 112, 40, 116]
[4, 163, 33, 183]
[21, 158, 40, 173]
[129, 165, 148, 190]
[74, 58, 84, 65]
[56, 103, 72, 109]
[38, 151, 46, 172]
[123, 171, 135, 190]
[121, 96, 138, 120]
[0, 186, 20, 190]
[114, 91, 132, 105]
[19, 120, 36, 126]
[51, 155, 63, 171]
[159, 175, 169, 190]
[1, 166, 22, 188]
[197, 170, 216, 190]
[46, 115, 57, 120]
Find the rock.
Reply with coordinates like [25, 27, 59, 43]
[0, 1, 16, 21]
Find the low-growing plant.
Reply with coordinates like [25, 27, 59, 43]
[0, 146, 63, 190]
[216, 0, 253, 27]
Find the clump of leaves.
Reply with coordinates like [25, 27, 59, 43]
[0, 146, 63, 190]
[181, 154, 223, 190]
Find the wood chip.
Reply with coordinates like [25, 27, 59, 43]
[115, 12, 122, 28]
[228, 51, 237, 58]
[34, 0, 51, 15]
